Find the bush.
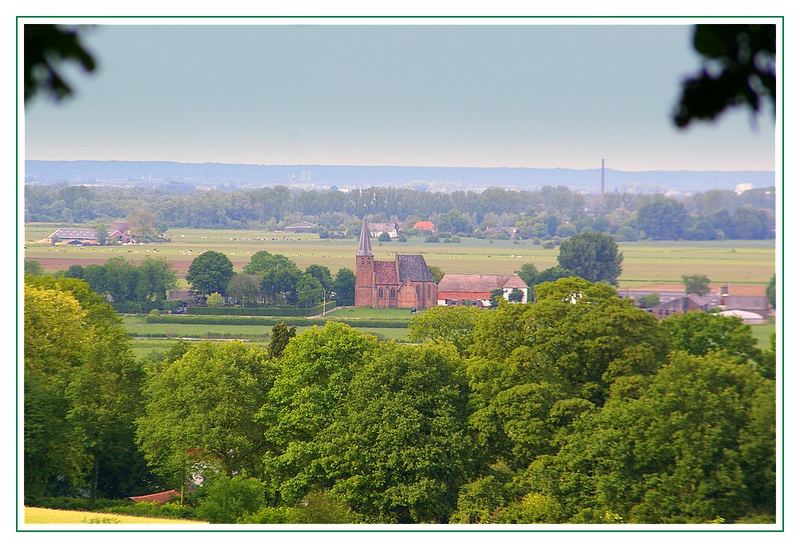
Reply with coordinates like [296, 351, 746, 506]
[542, 240, 556, 249]
[148, 308, 161, 317]
[196, 475, 265, 524]
[398, 234, 408, 242]
[240, 506, 303, 524]
[425, 235, 440, 243]
[206, 292, 224, 307]
[104, 501, 198, 520]
[25, 496, 128, 511]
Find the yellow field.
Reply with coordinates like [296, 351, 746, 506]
[24, 506, 207, 524]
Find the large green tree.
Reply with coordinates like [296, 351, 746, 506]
[409, 305, 483, 356]
[295, 274, 323, 308]
[332, 268, 356, 306]
[522, 352, 775, 523]
[318, 343, 473, 523]
[636, 196, 689, 240]
[259, 323, 378, 503]
[557, 232, 623, 285]
[186, 251, 234, 296]
[25, 276, 150, 499]
[137, 342, 276, 482]
[661, 311, 761, 365]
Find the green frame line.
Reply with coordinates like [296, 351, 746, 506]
[15, 14, 784, 534]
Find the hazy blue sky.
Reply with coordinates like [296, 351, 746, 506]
[25, 24, 775, 171]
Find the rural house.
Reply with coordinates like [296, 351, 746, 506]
[437, 273, 528, 307]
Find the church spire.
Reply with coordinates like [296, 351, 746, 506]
[357, 217, 373, 257]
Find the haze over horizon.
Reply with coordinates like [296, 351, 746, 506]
[25, 24, 775, 172]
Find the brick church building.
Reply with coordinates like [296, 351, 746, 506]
[355, 218, 438, 309]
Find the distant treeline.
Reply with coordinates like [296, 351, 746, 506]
[25, 183, 776, 241]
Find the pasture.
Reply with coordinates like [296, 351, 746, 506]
[24, 223, 775, 286]
[24, 506, 205, 524]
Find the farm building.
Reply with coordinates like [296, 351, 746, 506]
[437, 273, 528, 307]
[355, 218, 437, 309]
[368, 222, 400, 239]
[648, 293, 710, 318]
[282, 220, 317, 233]
[717, 309, 767, 325]
[48, 227, 131, 245]
[129, 489, 180, 504]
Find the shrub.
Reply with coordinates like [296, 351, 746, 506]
[206, 292, 224, 307]
[240, 506, 303, 524]
[425, 235, 440, 243]
[196, 475, 265, 524]
[148, 308, 161, 317]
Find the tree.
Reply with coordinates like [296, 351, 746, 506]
[268, 322, 297, 359]
[638, 293, 661, 308]
[378, 231, 391, 242]
[533, 266, 573, 286]
[197, 474, 266, 524]
[25, 276, 150, 500]
[129, 209, 159, 240]
[295, 274, 323, 308]
[94, 223, 108, 246]
[523, 352, 775, 523]
[517, 263, 538, 287]
[137, 342, 276, 481]
[636, 196, 688, 240]
[259, 323, 378, 502]
[508, 288, 525, 303]
[408, 305, 482, 356]
[766, 274, 776, 309]
[332, 268, 356, 306]
[661, 311, 761, 365]
[24, 260, 44, 276]
[226, 273, 262, 306]
[206, 292, 224, 307]
[682, 274, 711, 296]
[674, 25, 776, 128]
[24, 24, 96, 104]
[557, 232, 623, 285]
[428, 265, 445, 284]
[318, 343, 473, 523]
[136, 257, 178, 302]
[305, 264, 333, 292]
[186, 251, 234, 296]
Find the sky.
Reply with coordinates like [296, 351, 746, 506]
[24, 23, 776, 171]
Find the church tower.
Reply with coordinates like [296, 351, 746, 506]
[355, 217, 374, 308]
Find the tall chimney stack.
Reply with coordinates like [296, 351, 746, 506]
[601, 158, 605, 198]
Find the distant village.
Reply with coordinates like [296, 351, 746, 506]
[46, 217, 771, 324]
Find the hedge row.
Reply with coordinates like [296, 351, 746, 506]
[113, 300, 185, 314]
[186, 303, 334, 317]
[144, 315, 410, 329]
[127, 332, 268, 340]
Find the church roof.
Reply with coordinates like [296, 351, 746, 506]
[357, 218, 373, 257]
[374, 261, 399, 285]
[397, 254, 433, 282]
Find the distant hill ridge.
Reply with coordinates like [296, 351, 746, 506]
[25, 160, 775, 194]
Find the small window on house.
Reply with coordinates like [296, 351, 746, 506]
[378, 287, 384, 298]
[416, 286, 420, 297]
[426, 285, 431, 298]
[390, 288, 396, 299]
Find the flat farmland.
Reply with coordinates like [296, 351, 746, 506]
[25, 224, 775, 286]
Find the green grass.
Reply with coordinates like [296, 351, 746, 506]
[324, 307, 420, 320]
[750, 322, 776, 350]
[123, 316, 270, 339]
[25, 224, 774, 285]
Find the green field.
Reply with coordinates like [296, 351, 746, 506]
[124, 314, 409, 349]
[25, 223, 775, 286]
[751, 322, 776, 350]
[24, 506, 206, 524]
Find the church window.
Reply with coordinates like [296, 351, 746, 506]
[426, 285, 431, 298]
[390, 288, 396, 299]
[378, 287, 384, 298]
[416, 286, 420, 297]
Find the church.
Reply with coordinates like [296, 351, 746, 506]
[355, 218, 438, 309]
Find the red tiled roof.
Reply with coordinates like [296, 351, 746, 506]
[413, 221, 436, 231]
[438, 273, 527, 293]
[129, 489, 180, 504]
[373, 261, 398, 285]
